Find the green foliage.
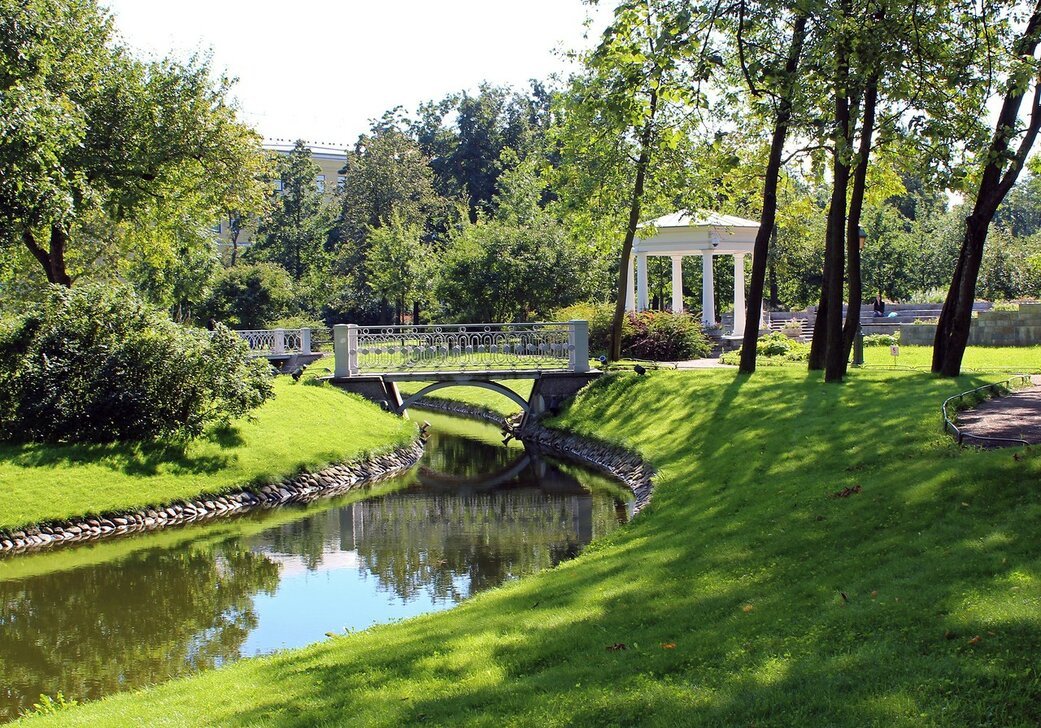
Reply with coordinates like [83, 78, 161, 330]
[20, 693, 78, 718]
[0, 0, 267, 287]
[863, 332, 900, 347]
[250, 141, 335, 281]
[435, 162, 590, 322]
[722, 331, 810, 365]
[365, 212, 432, 323]
[0, 283, 272, 443]
[623, 311, 712, 361]
[553, 302, 631, 355]
[199, 263, 295, 330]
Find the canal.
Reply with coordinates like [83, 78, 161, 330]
[0, 412, 631, 721]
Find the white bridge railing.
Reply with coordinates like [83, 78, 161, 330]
[333, 321, 590, 377]
[236, 328, 313, 356]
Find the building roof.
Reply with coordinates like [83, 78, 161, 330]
[642, 210, 760, 229]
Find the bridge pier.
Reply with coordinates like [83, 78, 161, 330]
[332, 376, 403, 412]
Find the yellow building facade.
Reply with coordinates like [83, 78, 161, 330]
[215, 141, 347, 259]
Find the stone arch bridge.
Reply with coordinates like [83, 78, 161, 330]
[327, 321, 600, 421]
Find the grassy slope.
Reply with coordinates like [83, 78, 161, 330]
[18, 355, 1041, 726]
[0, 379, 416, 532]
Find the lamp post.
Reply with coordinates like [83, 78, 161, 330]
[853, 226, 868, 367]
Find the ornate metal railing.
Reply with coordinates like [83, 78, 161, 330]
[333, 321, 590, 376]
[235, 328, 315, 356]
[941, 373, 1033, 447]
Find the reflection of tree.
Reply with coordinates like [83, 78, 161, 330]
[422, 429, 518, 478]
[0, 541, 279, 721]
[352, 487, 616, 603]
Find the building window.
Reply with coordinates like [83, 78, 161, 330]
[316, 175, 326, 193]
[337, 175, 346, 190]
[274, 179, 283, 192]
[211, 221, 222, 234]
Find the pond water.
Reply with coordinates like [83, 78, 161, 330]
[0, 412, 631, 721]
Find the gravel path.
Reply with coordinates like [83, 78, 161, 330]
[956, 376, 1041, 445]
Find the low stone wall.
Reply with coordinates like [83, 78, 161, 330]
[901, 303, 1041, 346]
[0, 440, 425, 556]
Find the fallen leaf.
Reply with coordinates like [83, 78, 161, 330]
[840, 592, 849, 603]
[944, 630, 957, 640]
[870, 590, 878, 599]
[661, 643, 676, 649]
[742, 604, 754, 613]
[606, 643, 626, 651]
[968, 635, 982, 645]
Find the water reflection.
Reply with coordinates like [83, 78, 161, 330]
[0, 413, 629, 721]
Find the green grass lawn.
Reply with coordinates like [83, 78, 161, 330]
[0, 378, 416, 532]
[862, 344, 1041, 372]
[17, 359, 1041, 726]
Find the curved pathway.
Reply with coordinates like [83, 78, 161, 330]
[956, 376, 1041, 444]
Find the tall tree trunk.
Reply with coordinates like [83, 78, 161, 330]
[21, 226, 72, 286]
[809, 4, 852, 381]
[413, 300, 420, 326]
[934, 0, 1041, 375]
[840, 78, 879, 369]
[740, 14, 808, 373]
[609, 88, 658, 361]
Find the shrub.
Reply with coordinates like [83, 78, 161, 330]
[863, 332, 900, 347]
[0, 284, 273, 443]
[623, 311, 712, 361]
[721, 332, 810, 365]
[553, 302, 634, 355]
[198, 263, 295, 330]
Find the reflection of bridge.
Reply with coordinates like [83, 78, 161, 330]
[327, 321, 600, 418]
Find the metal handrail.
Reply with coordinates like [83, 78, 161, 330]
[941, 373, 1034, 447]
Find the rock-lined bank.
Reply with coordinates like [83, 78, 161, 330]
[0, 440, 425, 556]
[409, 398, 654, 513]
[517, 422, 654, 513]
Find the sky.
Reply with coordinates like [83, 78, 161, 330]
[103, 0, 607, 149]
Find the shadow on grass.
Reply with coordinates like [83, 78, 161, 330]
[0, 426, 239, 477]
[33, 368, 1041, 726]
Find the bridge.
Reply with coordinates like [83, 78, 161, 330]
[235, 327, 325, 371]
[328, 320, 599, 418]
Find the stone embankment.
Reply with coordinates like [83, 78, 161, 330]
[411, 397, 654, 512]
[517, 422, 654, 513]
[0, 440, 425, 556]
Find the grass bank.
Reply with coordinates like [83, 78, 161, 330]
[0, 378, 416, 532]
[17, 358, 1041, 726]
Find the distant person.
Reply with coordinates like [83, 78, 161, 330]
[872, 292, 885, 318]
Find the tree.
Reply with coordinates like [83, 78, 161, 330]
[0, 0, 267, 288]
[733, 6, 810, 373]
[334, 124, 443, 323]
[250, 141, 335, 281]
[435, 159, 589, 322]
[199, 263, 295, 330]
[366, 212, 432, 324]
[934, 0, 1041, 375]
[557, 0, 711, 361]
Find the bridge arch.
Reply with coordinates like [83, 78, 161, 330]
[397, 380, 529, 415]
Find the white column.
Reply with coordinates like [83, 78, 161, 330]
[671, 256, 684, 313]
[636, 253, 649, 311]
[625, 254, 636, 312]
[733, 253, 746, 335]
[701, 253, 715, 327]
